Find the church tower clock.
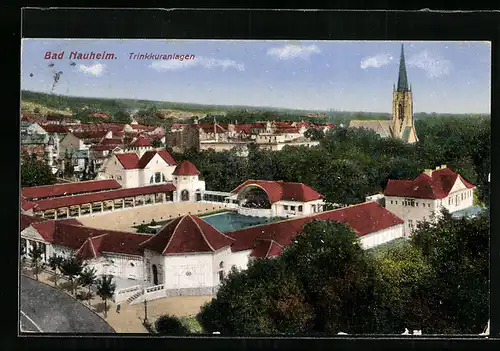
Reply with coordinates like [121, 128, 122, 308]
[391, 44, 418, 143]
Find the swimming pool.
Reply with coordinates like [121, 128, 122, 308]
[201, 211, 283, 232]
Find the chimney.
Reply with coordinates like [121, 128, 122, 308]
[423, 169, 433, 176]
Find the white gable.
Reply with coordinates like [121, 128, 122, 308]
[449, 176, 469, 194]
[21, 226, 47, 243]
[142, 152, 169, 169]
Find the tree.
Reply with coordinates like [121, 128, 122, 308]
[408, 209, 489, 334]
[155, 315, 190, 335]
[96, 275, 116, 318]
[21, 157, 57, 187]
[48, 254, 64, 287]
[304, 128, 324, 141]
[59, 255, 85, 296]
[112, 110, 132, 124]
[28, 245, 45, 281]
[151, 139, 163, 148]
[63, 150, 74, 178]
[78, 267, 97, 305]
[198, 220, 379, 335]
[198, 259, 314, 335]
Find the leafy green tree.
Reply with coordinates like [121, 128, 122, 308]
[198, 259, 313, 335]
[59, 255, 86, 296]
[78, 267, 97, 305]
[48, 254, 64, 287]
[304, 128, 324, 141]
[155, 315, 190, 335]
[112, 110, 132, 124]
[151, 139, 163, 148]
[96, 275, 116, 318]
[408, 209, 489, 334]
[21, 157, 57, 188]
[28, 245, 45, 281]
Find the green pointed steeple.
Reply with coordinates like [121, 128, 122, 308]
[397, 44, 409, 92]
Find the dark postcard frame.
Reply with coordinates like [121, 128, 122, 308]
[9, 7, 500, 351]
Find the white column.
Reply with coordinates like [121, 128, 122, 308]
[54, 210, 58, 219]
[66, 207, 70, 217]
[89, 204, 93, 214]
[132, 197, 136, 207]
[78, 206, 81, 217]
[101, 202, 104, 212]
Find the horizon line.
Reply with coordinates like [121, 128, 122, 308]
[20, 90, 491, 116]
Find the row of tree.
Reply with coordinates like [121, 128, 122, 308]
[24, 247, 116, 318]
[197, 209, 489, 335]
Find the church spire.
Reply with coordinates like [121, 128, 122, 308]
[397, 44, 409, 92]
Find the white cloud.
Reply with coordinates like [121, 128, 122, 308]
[266, 44, 321, 60]
[407, 50, 452, 78]
[360, 53, 394, 69]
[77, 63, 106, 76]
[150, 56, 245, 72]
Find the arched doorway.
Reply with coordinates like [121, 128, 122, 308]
[237, 186, 271, 209]
[152, 264, 159, 285]
[195, 189, 202, 201]
[181, 190, 190, 201]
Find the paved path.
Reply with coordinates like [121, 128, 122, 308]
[20, 276, 115, 333]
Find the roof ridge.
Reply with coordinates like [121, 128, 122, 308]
[190, 215, 216, 252]
[162, 216, 186, 255]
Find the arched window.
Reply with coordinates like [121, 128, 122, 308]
[150, 172, 166, 184]
[398, 103, 404, 121]
[218, 261, 225, 282]
[181, 190, 189, 201]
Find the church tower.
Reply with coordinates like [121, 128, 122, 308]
[391, 44, 418, 143]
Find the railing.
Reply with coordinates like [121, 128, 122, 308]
[145, 284, 164, 294]
[116, 285, 142, 296]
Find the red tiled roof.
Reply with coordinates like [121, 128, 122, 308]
[233, 124, 254, 134]
[40, 124, 69, 133]
[21, 113, 46, 124]
[21, 197, 37, 211]
[172, 160, 200, 176]
[231, 180, 323, 203]
[136, 150, 177, 169]
[76, 230, 151, 259]
[276, 127, 300, 134]
[30, 220, 148, 257]
[90, 144, 119, 151]
[72, 131, 109, 140]
[115, 153, 140, 169]
[100, 138, 122, 145]
[20, 213, 45, 231]
[249, 239, 284, 258]
[31, 184, 176, 211]
[140, 215, 235, 255]
[228, 202, 404, 253]
[200, 124, 226, 134]
[30, 218, 83, 242]
[22, 179, 122, 200]
[131, 137, 152, 147]
[383, 167, 475, 199]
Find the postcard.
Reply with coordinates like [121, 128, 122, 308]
[20, 38, 491, 337]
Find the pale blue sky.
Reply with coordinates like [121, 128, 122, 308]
[21, 40, 491, 114]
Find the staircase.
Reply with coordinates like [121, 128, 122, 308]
[126, 289, 144, 304]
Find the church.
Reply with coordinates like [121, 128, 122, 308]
[349, 44, 419, 143]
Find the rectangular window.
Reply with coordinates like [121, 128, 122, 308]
[284, 205, 288, 210]
[416, 202, 419, 207]
[290, 206, 296, 211]
[390, 200, 393, 204]
[395, 201, 398, 205]
[298, 205, 303, 212]
[428, 204, 431, 208]
[312, 205, 316, 212]
[408, 219, 414, 228]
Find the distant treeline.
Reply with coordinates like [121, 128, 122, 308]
[21, 90, 489, 125]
